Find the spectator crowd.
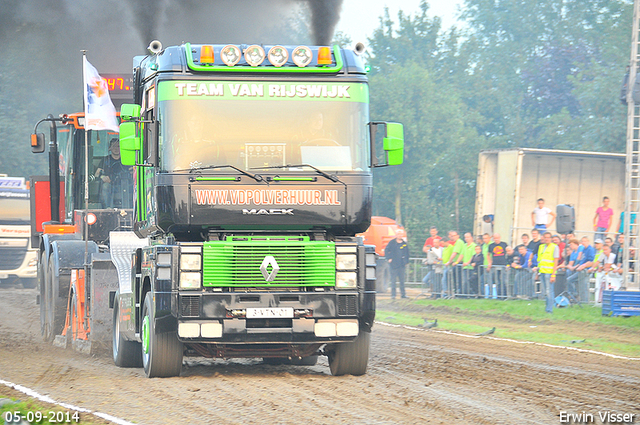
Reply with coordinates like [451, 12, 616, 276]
[384, 196, 634, 314]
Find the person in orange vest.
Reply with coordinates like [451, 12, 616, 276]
[535, 231, 560, 313]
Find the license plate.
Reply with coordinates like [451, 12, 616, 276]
[246, 307, 294, 319]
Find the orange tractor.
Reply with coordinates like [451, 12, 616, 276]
[357, 216, 405, 292]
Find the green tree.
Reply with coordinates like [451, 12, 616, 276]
[460, 0, 632, 150]
[368, 2, 483, 253]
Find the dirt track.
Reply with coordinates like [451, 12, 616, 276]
[0, 287, 638, 425]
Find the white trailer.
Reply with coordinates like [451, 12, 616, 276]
[0, 176, 38, 287]
[474, 148, 625, 246]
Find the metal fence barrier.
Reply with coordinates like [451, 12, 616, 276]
[412, 263, 538, 299]
[384, 257, 594, 303]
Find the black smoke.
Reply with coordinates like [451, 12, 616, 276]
[0, 0, 345, 178]
[306, 0, 344, 45]
[0, 0, 345, 125]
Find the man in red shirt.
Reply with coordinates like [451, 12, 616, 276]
[422, 226, 442, 254]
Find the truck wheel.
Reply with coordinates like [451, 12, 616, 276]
[112, 299, 142, 367]
[328, 331, 370, 376]
[141, 293, 183, 378]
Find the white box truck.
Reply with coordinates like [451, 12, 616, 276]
[474, 148, 625, 245]
[0, 176, 38, 287]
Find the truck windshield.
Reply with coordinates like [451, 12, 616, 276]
[156, 80, 370, 173]
[0, 194, 30, 225]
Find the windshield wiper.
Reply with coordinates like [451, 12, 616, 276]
[174, 164, 263, 182]
[251, 164, 341, 183]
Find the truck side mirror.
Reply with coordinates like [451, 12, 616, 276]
[119, 122, 140, 166]
[30, 133, 46, 154]
[120, 103, 141, 121]
[119, 103, 142, 166]
[383, 122, 404, 166]
[369, 122, 404, 167]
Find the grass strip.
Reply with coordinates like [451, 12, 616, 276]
[377, 299, 640, 357]
[0, 385, 110, 424]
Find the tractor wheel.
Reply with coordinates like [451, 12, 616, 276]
[43, 257, 66, 342]
[39, 253, 49, 341]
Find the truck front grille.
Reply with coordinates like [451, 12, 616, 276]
[202, 236, 335, 288]
[0, 248, 26, 270]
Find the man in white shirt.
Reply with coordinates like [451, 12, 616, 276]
[531, 198, 556, 231]
[595, 244, 621, 304]
[422, 239, 443, 294]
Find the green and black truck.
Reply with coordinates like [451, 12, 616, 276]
[33, 41, 403, 378]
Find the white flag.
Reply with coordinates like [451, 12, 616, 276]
[83, 56, 119, 132]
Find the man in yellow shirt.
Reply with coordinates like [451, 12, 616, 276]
[442, 231, 463, 298]
[461, 232, 477, 295]
[535, 232, 560, 313]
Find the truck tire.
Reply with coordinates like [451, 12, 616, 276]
[42, 257, 66, 342]
[141, 293, 183, 378]
[328, 331, 370, 376]
[112, 299, 142, 367]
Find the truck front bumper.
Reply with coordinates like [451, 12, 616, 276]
[171, 290, 369, 344]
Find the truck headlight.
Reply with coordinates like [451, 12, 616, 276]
[180, 254, 201, 271]
[180, 272, 201, 290]
[336, 254, 357, 270]
[336, 272, 357, 289]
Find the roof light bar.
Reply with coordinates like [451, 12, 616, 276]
[184, 43, 343, 73]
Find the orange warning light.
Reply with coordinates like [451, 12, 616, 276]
[200, 45, 214, 63]
[317, 47, 332, 65]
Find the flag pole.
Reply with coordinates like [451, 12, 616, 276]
[81, 50, 90, 294]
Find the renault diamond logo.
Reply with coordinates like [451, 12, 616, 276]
[260, 255, 280, 281]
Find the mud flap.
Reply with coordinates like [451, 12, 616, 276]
[155, 314, 177, 334]
[88, 253, 120, 350]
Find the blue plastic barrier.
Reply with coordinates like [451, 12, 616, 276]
[602, 290, 640, 317]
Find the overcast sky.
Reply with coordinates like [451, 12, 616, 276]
[334, 0, 464, 45]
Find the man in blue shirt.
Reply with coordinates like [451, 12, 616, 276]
[566, 237, 595, 298]
[560, 239, 581, 277]
[511, 244, 533, 296]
